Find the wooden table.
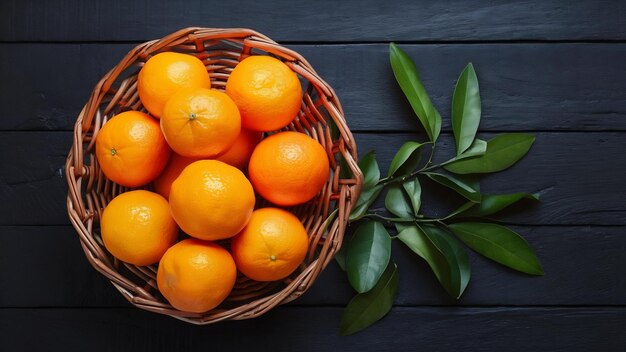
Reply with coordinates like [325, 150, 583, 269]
[1, 1, 625, 350]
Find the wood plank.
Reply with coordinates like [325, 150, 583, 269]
[2, 0, 626, 42]
[3, 43, 626, 132]
[1, 225, 624, 307]
[0, 132, 69, 225]
[0, 131, 623, 226]
[0, 307, 624, 351]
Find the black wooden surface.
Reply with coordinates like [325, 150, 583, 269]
[1, 1, 625, 351]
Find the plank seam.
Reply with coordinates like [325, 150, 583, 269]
[3, 129, 626, 134]
[3, 39, 626, 45]
[1, 305, 626, 310]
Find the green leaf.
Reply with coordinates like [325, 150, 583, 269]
[460, 193, 540, 217]
[349, 185, 384, 221]
[445, 201, 478, 219]
[341, 263, 399, 335]
[394, 222, 411, 234]
[421, 225, 471, 298]
[346, 221, 392, 293]
[452, 63, 481, 155]
[329, 116, 341, 141]
[398, 225, 471, 298]
[387, 141, 424, 177]
[389, 43, 441, 142]
[331, 209, 345, 271]
[462, 138, 487, 157]
[424, 172, 481, 202]
[402, 178, 422, 215]
[449, 222, 544, 275]
[450, 139, 487, 164]
[428, 102, 442, 143]
[447, 232, 472, 296]
[335, 239, 347, 271]
[338, 153, 353, 179]
[444, 133, 535, 174]
[385, 185, 413, 218]
[398, 225, 448, 278]
[359, 151, 380, 189]
[439, 139, 487, 171]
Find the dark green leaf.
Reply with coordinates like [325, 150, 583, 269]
[325, 210, 343, 270]
[449, 139, 487, 163]
[449, 222, 544, 275]
[444, 201, 477, 219]
[329, 116, 341, 141]
[447, 232, 472, 296]
[341, 263, 399, 335]
[424, 172, 481, 202]
[397, 225, 470, 298]
[338, 153, 353, 179]
[394, 222, 411, 234]
[460, 193, 540, 217]
[398, 225, 448, 276]
[359, 151, 380, 189]
[335, 239, 347, 271]
[428, 101, 442, 143]
[402, 178, 422, 215]
[387, 141, 424, 177]
[385, 185, 413, 218]
[346, 221, 392, 293]
[421, 225, 471, 298]
[452, 63, 481, 155]
[349, 185, 384, 221]
[444, 133, 535, 174]
[389, 43, 441, 142]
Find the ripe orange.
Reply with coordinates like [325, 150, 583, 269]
[161, 88, 241, 158]
[169, 160, 255, 240]
[248, 131, 330, 206]
[216, 129, 263, 169]
[138, 52, 211, 118]
[225, 55, 302, 131]
[231, 208, 309, 282]
[153, 153, 198, 199]
[100, 190, 178, 266]
[95, 111, 170, 187]
[157, 239, 237, 313]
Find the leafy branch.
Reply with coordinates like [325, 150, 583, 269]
[335, 43, 542, 335]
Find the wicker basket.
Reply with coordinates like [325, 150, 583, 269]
[65, 27, 362, 324]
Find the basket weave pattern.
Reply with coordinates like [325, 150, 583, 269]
[65, 28, 362, 324]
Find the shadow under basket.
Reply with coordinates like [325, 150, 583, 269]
[65, 27, 363, 324]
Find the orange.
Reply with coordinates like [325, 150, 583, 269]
[157, 239, 237, 313]
[153, 153, 198, 199]
[95, 111, 170, 187]
[169, 160, 255, 240]
[100, 190, 178, 266]
[231, 208, 309, 282]
[225, 55, 302, 131]
[152, 130, 260, 198]
[138, 52, 211, 118]
[161, 88, 241, 158]
[216, 129, 263, 169]
[248, 131, 330, 206]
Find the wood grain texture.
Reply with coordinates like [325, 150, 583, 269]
[1, 224, 624, 307]
[0, 132, 68, 225]
[2, 43, 626, 132]
[1, 131, 622, 226]
[2, 2, 625, 346]
[1, 307, 624, 351]
[2, 0, 626, 42]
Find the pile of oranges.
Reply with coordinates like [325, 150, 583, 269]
[96, 52, 330, 313]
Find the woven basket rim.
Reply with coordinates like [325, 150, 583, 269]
[65, 27, 363, 324]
